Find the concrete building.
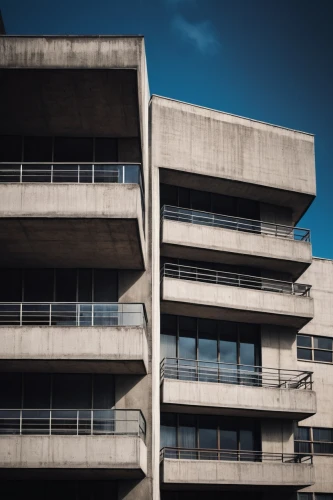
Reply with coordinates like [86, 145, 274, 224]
[0, 32, 332, 500]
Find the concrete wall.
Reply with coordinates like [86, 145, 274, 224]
[161, 277, 314, 329]
[151, 96, 315, 223]
[0, 435, 147, 477]
[161, 458, 314, 488]
[161, 379, 316, 420]
[161, 218, 311, 277]
[0, 325, 148, 374]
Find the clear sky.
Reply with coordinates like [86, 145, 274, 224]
[1, 0, 332, 259]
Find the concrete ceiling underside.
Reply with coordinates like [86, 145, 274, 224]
[0, 68, 140, 137]
[0, 218, 144, 269]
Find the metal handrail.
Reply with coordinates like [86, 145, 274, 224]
[0, 162, 142, 185]
[0, 409, 146, 439]
[0, 302, 147, 327]
[160, 357, 313, 389]
[160, 447, 313, 464]
[161, 263, 311, 297]
[161, 205, 311, 242]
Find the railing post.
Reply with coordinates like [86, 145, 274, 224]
[19, 409, 22, 435]
[51, 164, 53, 183]
[91, 409, 93, 435]
[49, 304, 52, 326]
[20, 164, 23, 183]
[78, 165, 80, 183]
[92, 304, 94, 327]
[49, 410, 52, 436]
[20, 302, 22, 326]
[291, 282, 295, 295]
[122, 165, 125, 184]
[92, 164, 95, 184]
[77, 410, 79, 436]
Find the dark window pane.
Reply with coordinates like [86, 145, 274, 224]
[78, 269, 92, 302]
[313, 337, 332, 350]
[93, 375, 115, 409]
[52, 374, 92, 409]
[23, 269, 54, 302]
[211, 193, 236, 216]
[297, 335, 312, 348]
[179, 316, 196, 360]
[240, 342, 256, 366]
[161, 413, 177, 449]
[0, 269, 22, 301]
[178, 187, 190, 209]
[94, 270, 118, 302]
[198, 327, 218, 363]
[237, 198, 260, 220]
[314, 350, 332, 363]
[190, 189, 211, 212]
[179, 414, 196, 448]
[24, 137, 52, 162]
[95, 138, 118, 162]
[240, 429, 255, 451]
[313, 442, 333, 454]
[313, 428, 333, 442]
[297, 348, 312, 361]
[0, 135, 22, 161]
[295, 427, 310, 441]
[298, 494, 313, 500]
[220, 338, 237, 364]
[55, 269, 77, 302]
[198, 416, 217, 449]
[161, 332, 177, 360]
[161, 314, 177, 336]
[54, 137, 93, 162]
[160, 184, 179, 208]
[220, 429, 238, 450]
[24, 374, 51, 409]
[0, 373, 22, 408]
[295, 441, 312, 454]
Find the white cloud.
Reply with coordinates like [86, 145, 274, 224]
[172, 15, 221, 54]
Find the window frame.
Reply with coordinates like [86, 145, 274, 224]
[297, 334, 333, 364]
[295, 425, 333, 456]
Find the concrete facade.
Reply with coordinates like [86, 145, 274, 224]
[0, 32, 332, 500]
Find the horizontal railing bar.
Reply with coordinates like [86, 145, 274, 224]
[162, 205, 310, 235]
[0, 162, 142, 165]
[161, 357, 313, 375]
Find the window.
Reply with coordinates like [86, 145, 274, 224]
[297, 334, 333, 363]
[295, 426, 333, 455]
[160, 413, 261, 460]
[298, 495, 333, 500]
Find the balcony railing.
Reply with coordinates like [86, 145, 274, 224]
[160, 358, 313, 389]
[0, 303, 147, 327]
[160, 447, 312, 464]
[0, 163, 142, 185]
[0, 409, 146, 439]
[161, 263, 311, 297]
[161, 205, 311, 242]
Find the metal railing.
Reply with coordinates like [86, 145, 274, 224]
[0, 409, 146, 439]
[160, 358, 313, 389]
[160, 447, 312, 464]
[0, 162, 142, 185]
[161, 205, 311, 242]
[0, 303, 147, 327]
[161, 263, 311, 297]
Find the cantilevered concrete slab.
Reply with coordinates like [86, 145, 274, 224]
[0, 183, 145, 268]
[161, 458, 314, 490]
[161, 277, 314, 329]
[161, 219, 312, 279]
[0, 325, 148, 374]
[0, 435, 147, 479]
[160, 379, 316, 420]
[151, 96, 316, 224]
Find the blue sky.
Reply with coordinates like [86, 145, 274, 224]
[1, 0, 332, 258]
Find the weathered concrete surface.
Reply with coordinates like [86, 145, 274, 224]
[161, 379, 316, 420]
[161, 277, 314, 329]
[297, 258, 333, 429]
[161, 458, 314, 488]
[161, 219, 312, 278]
[0, 325, 148, 374]
[152, 96, 316, 223]
[0, 183, 145, 268]
[301, 456, 333, 494]
[0, 435, 147, 478]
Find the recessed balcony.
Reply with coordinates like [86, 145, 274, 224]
[160, 448, 314, 490]
[160, 358, 316, 420]
[0, 302, 148, 374]
[0, 409, 147, 479]
[161, 264, 314, 329]
[0, 163, 145, 269]
[161, 206, 312, 279]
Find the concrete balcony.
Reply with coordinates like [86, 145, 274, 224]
[0, 303, 148, 374]
[0, 409, 147, 479]
[160, 359, 316, 420]
[161, 206, 312, 279]
[0, 163, 145, 269]
[160, 448, 314, 491]
[161, 264, 314, 329]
